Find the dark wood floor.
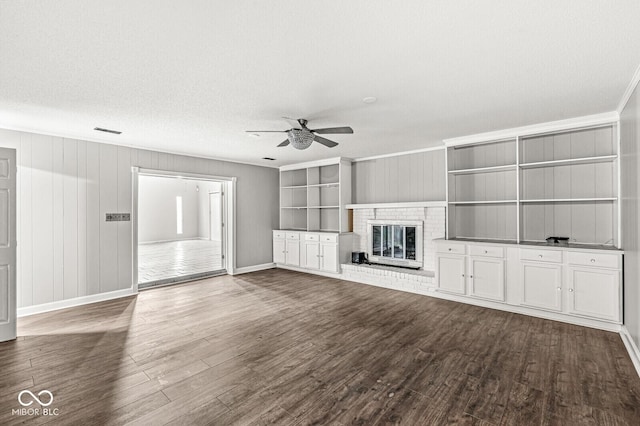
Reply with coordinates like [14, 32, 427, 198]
[1, 269, 639, 425]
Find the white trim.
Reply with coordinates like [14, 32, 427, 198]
[0, 124, 279, 169]
[444, 112, 619, 147]
[345, 201, 447, 209]
[340, 274, 621, 333]
[617, 63, 640, 114]
[620, 326, 640, 378]
[276, 264, 343, 278]
[352, 145, 445, 162]
[279, 157, 351, 171]
[131, 167, 139, 292]
[138, 168, 233, 182]
[231, 263, 276, 275]
[17, 288, 137, 317]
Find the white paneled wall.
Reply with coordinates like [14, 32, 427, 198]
[0, 129, 279, 309]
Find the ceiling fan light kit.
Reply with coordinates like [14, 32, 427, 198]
[287, 129, 315, 150]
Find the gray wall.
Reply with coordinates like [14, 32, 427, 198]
[138, 176, 201, 243]
[621, 83, 640, 349]
[352, 149, 446, 203]
[0, 128, 279, 309]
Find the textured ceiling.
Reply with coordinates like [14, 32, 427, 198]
[1, 1, 640, 167]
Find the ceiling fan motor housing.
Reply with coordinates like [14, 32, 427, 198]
[287, 129, 314, 150]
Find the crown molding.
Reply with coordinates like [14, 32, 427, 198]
[352, 145, 445, 162]
[443, 112, 620, 147]
[617, 63, 640, 114]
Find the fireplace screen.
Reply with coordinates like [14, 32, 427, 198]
[368, 220, 422, 268]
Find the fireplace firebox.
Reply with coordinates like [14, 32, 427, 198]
[367, 220, 423, 269]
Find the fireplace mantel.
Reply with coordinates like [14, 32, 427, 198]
[345, 201, 446, 209]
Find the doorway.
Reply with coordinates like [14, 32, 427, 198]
[134, 171, 230, 289]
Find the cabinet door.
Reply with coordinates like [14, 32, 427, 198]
[469, 258, 504, 301]
[520, 262, 562, 311]
[303, 241, 320, 270]
[437, 255, 466, 295]
[273, 238, 286, 264]
[567, 267, 620, 322]
[285, 240, 300, 266]
[320, 243, 339, 273]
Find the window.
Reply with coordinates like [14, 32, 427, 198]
[176, 196, 183, 234]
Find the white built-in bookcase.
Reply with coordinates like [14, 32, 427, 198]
[446, 122, 619, 247]
[279, 158, 351, 232]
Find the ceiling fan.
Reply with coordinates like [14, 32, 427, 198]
[246, 118, 353, 150]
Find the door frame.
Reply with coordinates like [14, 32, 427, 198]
[208, 190, 225, 269]
[131, 167, 237, 291]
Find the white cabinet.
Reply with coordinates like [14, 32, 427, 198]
[273, 231, 300, 266]
[302, 240, 321, 269]
[285, 239, 300, 267]
[274, 230, 349, 274]
[567, 266, 620, 322]
[273, 237, 286, 264]
[437, 255, 466, 295]
[520, 262, 562, 311]
[469, 257, 504, 301]
[435, 239, 623, 328]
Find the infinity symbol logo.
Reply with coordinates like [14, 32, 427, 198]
[17, 390, 54, 407]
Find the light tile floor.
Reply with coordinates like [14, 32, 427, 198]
[138, 239, 223, 285]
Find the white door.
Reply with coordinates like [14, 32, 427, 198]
[520, 262, 562, 311]
[303, 241, 320, 269]
[209, 191, 224, 269]
[285, 239, 300, 266]
[437, 255, 466, 295]
[469, 258, 505, 301]
[320, 243, 338, 273]
[567, 267, 620, 322]
[0, 148, 17, 342]
[273, 238, 286, 264]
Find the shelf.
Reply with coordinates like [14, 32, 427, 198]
[448, 164, 517, 175]
[308, 206, 339, 209]
[308, 183, 339, 188]
[519, 155, 617, 169]
[520, 198, 617, 203]
[346, 201, 447, 209]
[280, 185, 308, 189]
[281, 206, 308, 209]
[449, 200, 518, 205]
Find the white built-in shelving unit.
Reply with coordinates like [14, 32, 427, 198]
[445, 122, 619, 247]
[279, 158, 351, 232]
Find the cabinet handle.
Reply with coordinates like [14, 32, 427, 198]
[557, 287, 562, 291]
[470, 275, 473, 279]
[568, 288, 574, 292]
[590, 259, 596, 263]
[448, 248, 452, 251]
[538, 254, 543, 258]
[484, 250, 488, 254]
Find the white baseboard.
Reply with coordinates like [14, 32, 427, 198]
[620, 326, 640, 378]
[17, 288, 137, 317]
[231, 263, 276, 275]
[276, 264, 343, 279]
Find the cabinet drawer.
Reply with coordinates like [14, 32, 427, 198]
[470, 245, 504, 258]
[437, 243, 466, 255]
[320, 234, 338, 243]
[520, 249, 562, 263]
[286, 232, 300, 240]
[567, 251, 619, 269]
[305, 233, 320, 241]
[273, 231, 285, 239]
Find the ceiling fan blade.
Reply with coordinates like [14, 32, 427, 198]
[313, 135, 338, 148]
[277, 139, 290, 147]
[282, 117, 303, 129]
[245, 130, 287, 133]
[311, 126, 353, 134]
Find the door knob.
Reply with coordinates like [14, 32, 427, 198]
[568, 288, 574, 292]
